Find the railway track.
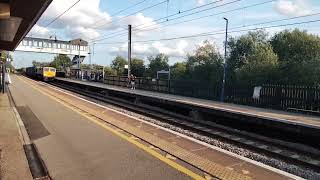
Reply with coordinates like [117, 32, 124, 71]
[47, 80, 320, 176]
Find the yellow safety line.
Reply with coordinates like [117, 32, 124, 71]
[17, 76, 206, 180]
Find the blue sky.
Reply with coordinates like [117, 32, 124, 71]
[12, 0, 320, 68]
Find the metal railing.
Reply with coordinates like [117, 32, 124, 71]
[102, 76, 320, 113]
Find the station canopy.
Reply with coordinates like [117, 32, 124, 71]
[0, 0, 52, 51]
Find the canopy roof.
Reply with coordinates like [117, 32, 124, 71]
[0, 0, 52, 51]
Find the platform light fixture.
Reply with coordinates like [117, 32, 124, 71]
[0, 3, 23, 42]
[0, 3, 10, 19]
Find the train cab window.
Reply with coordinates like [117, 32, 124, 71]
[44, 67, 49, 71]
[50, 68, 56, 72]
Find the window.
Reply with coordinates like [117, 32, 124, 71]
[43, 67, 49, 71]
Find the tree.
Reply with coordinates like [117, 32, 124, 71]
[186, 41, 223, 84]
[235, 42, 279, 86]
[0, 53, 13, 63]
[111, 56, 127, 76]
[227, 30, 280, 85]
[171, 62, 187, 80]
[270, 29, 320, 85]
[104, 66, 117, 76]
[50, 54, 72, 71]
[131, 58, 145, 77]
[145, 54, 169, 77]
[270, 29, 320, 63]
[32, 60, 49, 67]
[228, 30, 269, 71]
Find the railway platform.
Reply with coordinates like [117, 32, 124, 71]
[7, 74, 303, 179]
[0, 91, 33, 179]
[55, 77, 320, 136]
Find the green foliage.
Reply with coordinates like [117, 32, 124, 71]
[111, 56, 127, 76]
[81, 64, 103, 71]
[0, 53, 13, 63]
[100, 29, 320, 87]
[32, 60, 50, 67]
[50, 54, 72, 71]
[0, 53, 14, 71]
[270, 29, 320, 63]
[131, 58, 145, 77]
[186, 40, 223, 84]
[104, 66, 117, 76]
[145, 54, 169, 77]
[270, 29, 320, 85]
[228, 30, 269, 71]
[171, 62, 187, 80]
[235, 43, 279, 86]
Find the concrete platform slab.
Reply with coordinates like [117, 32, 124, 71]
[19, 76, 301, 180]
[9, 75, 196, 180]
[0, 93, 33, 180]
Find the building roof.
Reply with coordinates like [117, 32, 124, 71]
[0, 0, 52, 51]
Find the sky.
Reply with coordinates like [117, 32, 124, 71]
[12, 0, 320, 68]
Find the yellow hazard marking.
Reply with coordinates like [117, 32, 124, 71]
[149, 145, 160, 151]
[166, 154, 177, 160]
[129, 135, 140, 141]
[204, 173, 213, 180]
[18, 76, 206, 180]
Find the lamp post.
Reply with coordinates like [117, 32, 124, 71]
[128, 24, 132, 78]
[220, 17, 228, 102]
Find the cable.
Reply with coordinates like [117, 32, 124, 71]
[93, 0, 167, 29]
[94, 19, 320, 45]
[68, 0, 149, 38]
[68, 0, 166, 39]
[136, 0, 242, 30]
[92, 0, 241, 42]
[90, 0, 150, 29]
[95, 0, 317, 44]
[134, 0, 274, 33]
[90, 0, 225, 41]
[44, 0, 81, 27]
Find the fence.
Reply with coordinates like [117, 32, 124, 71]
[103, 76, 320, 113]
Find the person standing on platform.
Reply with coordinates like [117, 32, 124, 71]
[130, 74, 136, 90]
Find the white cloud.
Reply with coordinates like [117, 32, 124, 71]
[29, 24, 50, 38]
[32, 0, 160, 41]
[152, 40, 188, 57]
[122, 13, 160, 37]
[65, 26, 100, 40]
[196, 0, 206, 6]
[39, 0, 111, 29]
[110, 40, 189, 57]
[274, 0, 311, 16]
[33, 0, 112, 40]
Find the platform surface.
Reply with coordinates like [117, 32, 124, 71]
[56, 77, 320, 128]
[9, 76, 193, 180]
[10, 75, 300, 179]
[0, 93, 33, 180]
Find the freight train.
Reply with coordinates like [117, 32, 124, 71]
[26, 66, 56, 81]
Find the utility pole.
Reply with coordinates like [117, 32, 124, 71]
[78, 42, 80, 79]
[128, 24, 132, 78]
[220, 17, 228, 102]
[1, 52, 5, 93]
